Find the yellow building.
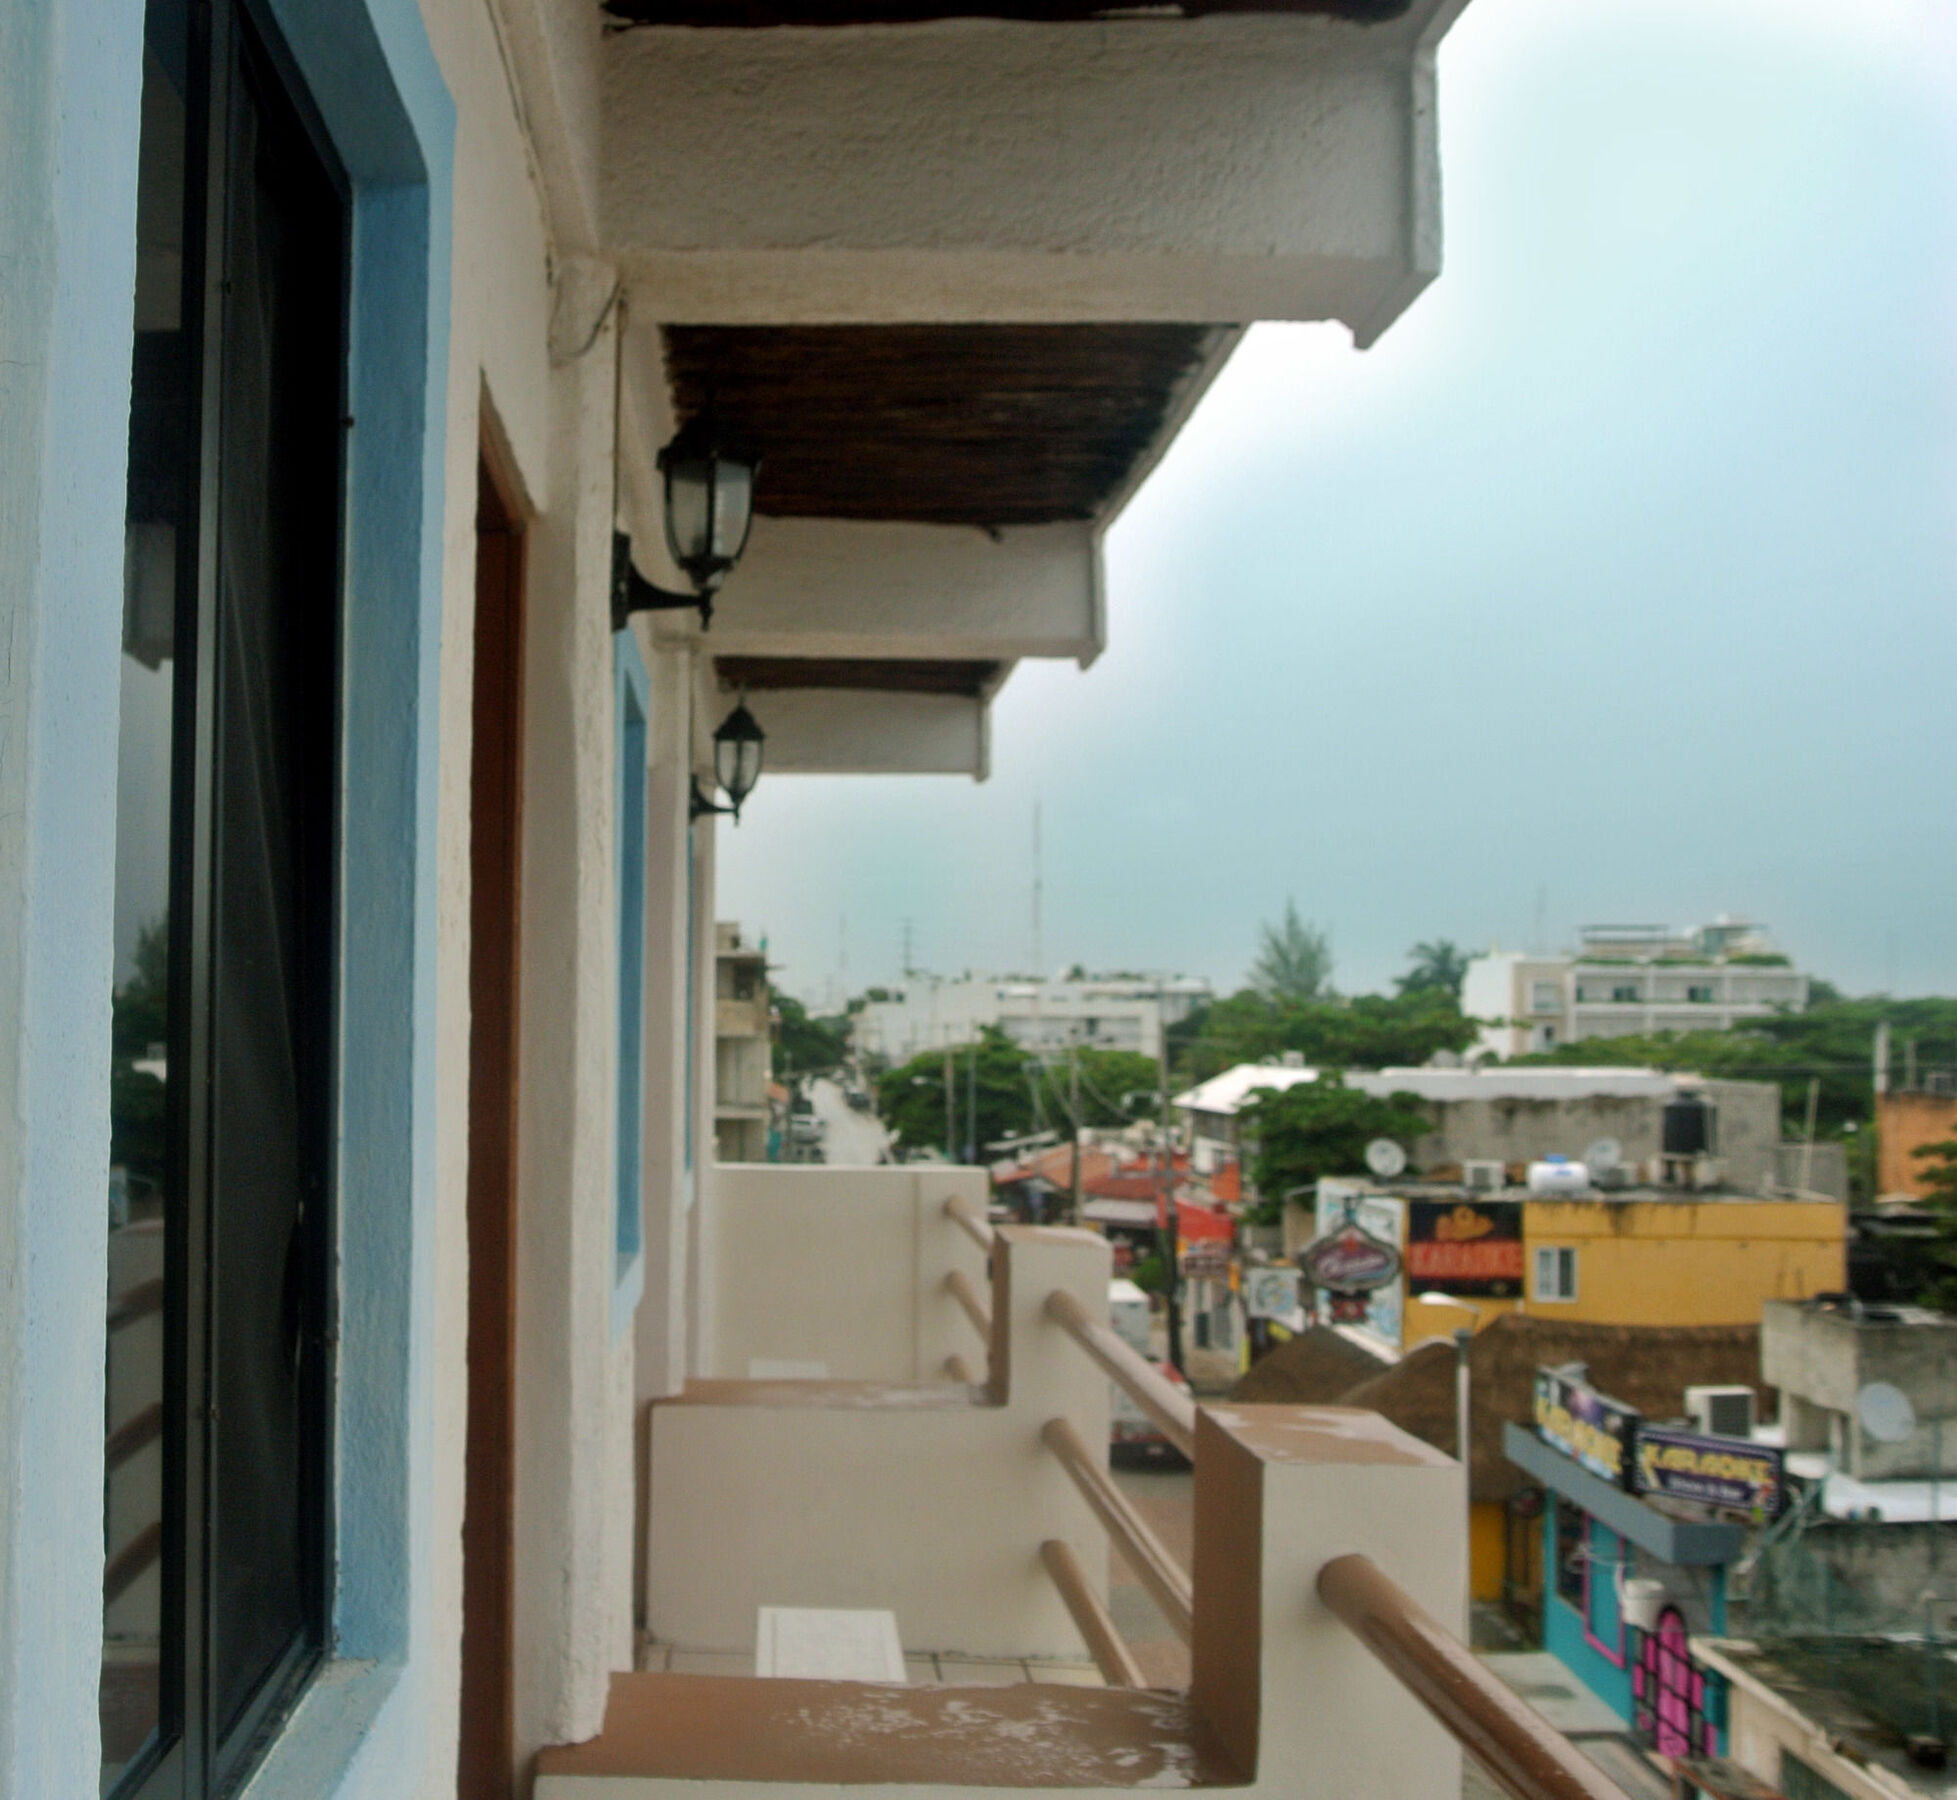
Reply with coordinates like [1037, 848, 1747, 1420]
[1392, 1188, 1843, 1601]
[1402, 1192, 1847, 1354]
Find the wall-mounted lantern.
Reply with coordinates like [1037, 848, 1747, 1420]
[690, 696, 765, 824]
[613, 408, 759, 633]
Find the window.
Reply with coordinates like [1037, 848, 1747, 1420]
[1534, 1245, 1578, 1302]
[104, 6, 348, 1793]
[1687, 984, 1714, 1003]
[1612, 983, 1641, 1003]
[614, 634, 650, 1321]
[1530, 980, 1561, 1014]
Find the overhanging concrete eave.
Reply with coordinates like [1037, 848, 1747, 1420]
[1502, 1424, 1744, 1567]
[600, 7, 1472, 331]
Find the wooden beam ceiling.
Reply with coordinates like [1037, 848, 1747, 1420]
[660, 324, 1218, 527]
[716, 656, 999, 697]
[608, 0, 1405, 24]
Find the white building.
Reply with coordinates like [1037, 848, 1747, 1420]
[1464, 919, 1811, 1059]
[0, 1, 1618, 1797]
[1174, 1061, 1791, 1192]
[715, 923, 773, 1163]
[853, 973, 1211, 1065]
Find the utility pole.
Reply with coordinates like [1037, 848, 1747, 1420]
[967, 1040, 978, 1165]
[944, 1048, 955, 1162]
[1156, 971, 1183, 1374]
[1069, 1046, 1083, 1226]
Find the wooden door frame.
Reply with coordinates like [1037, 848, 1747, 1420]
[460, 437, 526, 1798]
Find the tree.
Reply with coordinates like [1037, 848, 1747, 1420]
[1250, 901, 1333, 1004]
[1912, 1136, 1957, 1311]
[773, 993, 850, 1080]
[1173, 988, 1477, 1085]
[1238, 1076, 1430, 1225]
[1032, 1048, 1162, 1134]
[1397, 939, 1469, 1000]
[876, 1027, 1036, 1160]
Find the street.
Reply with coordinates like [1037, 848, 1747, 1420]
[805, 1074, 892, 1165]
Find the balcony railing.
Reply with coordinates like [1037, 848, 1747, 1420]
[551, 1163, 1625, 1800]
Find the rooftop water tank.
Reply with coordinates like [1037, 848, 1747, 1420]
[1663, 1091, 1717, 1157]
[1527, 1156, 1590, 1196]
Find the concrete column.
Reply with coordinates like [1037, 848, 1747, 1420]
[1193, 1404, 1465, 1799]
[513, 291, 636, 1759]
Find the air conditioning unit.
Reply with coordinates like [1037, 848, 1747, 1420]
[1463, 1160, 1505, 1193]
[1685, 1385, 1756, 1440]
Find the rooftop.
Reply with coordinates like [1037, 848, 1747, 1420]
[1701, 1637, 1957, 1797]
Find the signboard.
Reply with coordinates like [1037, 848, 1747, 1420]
[1534, 1365, 1640, 1489]
[1634, 1426, 1783, 1517]
[1243, 1267, 1301, 1321]
[1405, 1200, 1524, 1298]
[1179, 1244, 1231, 1281]
[1302, 1224, 1400, 1292]
[1313, 1184, 1404, 1347]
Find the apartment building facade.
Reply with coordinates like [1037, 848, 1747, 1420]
[853, 973, 1212, 1065]
[1465, 920, 1811, 1059]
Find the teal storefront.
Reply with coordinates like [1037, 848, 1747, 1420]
[1506, 1423, 1742, 1758]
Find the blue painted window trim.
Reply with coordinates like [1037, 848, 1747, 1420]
[612, 630, 650, 1335]
[232, 0, 453, 1791]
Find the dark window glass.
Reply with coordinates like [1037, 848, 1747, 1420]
[106, 4, 346, 1794]
[1554, 1498, 1586, 1608]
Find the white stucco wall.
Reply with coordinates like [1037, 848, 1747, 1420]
[0, 4, 143, 1789]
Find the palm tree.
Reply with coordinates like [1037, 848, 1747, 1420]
[1250, 901, 1333, 1003]
[1397, 939, 1469, 1000]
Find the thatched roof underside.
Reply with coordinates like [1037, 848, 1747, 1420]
[1230, 1314, 1770, 1503]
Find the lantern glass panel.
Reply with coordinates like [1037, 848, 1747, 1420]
[710, 460, 754, 562]
[663, 455, 713, 569]
[731, 734, 763, 801]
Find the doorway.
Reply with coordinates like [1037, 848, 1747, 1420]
[460, 444, 526, 1796]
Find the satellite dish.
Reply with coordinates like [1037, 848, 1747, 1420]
[1365, 1138, 1408, 1179]
[1585, 1138, 1623, 1176]
[1856, 1382, 1918, 1445]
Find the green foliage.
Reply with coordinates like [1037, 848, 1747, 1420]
[876, 1027, 1037, 1160]
[1034, 1049, 1162, 1131]
[1127, 1251, 1167, 1295]
[774, 992, 850, 1080]
[1912, 1137, 1957, 1310]
[1250, 901, 1333, 1004]
[1396, 939, 1469, 1000]
[1174, 988, 1477, 1085]
[1238, 1076, 1429, 1225]
[1511, 996, 1957, 1138]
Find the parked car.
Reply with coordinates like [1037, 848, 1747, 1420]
[1107, 1277, 1192, 1468]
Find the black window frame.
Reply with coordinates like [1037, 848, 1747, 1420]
[110, 0, 352, 1793]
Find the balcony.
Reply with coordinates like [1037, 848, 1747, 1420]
[543, 1165, 1622, 1800]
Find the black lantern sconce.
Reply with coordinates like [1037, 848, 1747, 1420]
[613, 408, 760, 633]
[690, 695, 766, 824]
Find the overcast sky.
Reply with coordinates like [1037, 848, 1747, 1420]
[719, 0, 1957, 1010]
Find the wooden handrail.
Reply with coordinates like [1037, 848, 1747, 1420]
[1045, 1288, 1196, 1461]
[944, 1269, 992, 1344]
[944, 1194, 995, 1253]
[105, 1403, 164, 1473]
[108, 1278, 165, 1333]
[1317, 1554, 1625, 1800]
[943, 1352, 979, 1385]
[104, 1522, 163, 1606]
[1039, 1538, 1149, 1690]
[1041, 1417, 1191, 1643]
